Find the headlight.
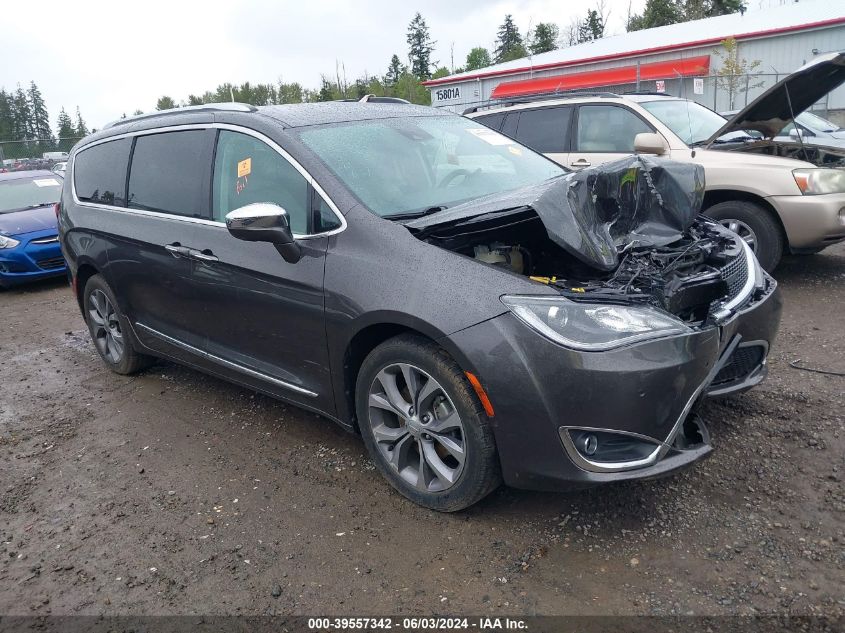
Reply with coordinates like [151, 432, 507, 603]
[793, 168, 845, 195]
[0, 234, 20, 249]
[501, 295, 692, 351]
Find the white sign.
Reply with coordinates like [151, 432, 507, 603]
[693, 77, 704, 95]
[33, 178, 60, 188]
[655, 80, 666, 93]
[431, 85, 463, 106]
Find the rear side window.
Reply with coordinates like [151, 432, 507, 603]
[474, 113, 505, 131]
[73, 138, 132, 206]
[128, 130, 213, 218]
[514, 107, 572, 153]
[576, 105, 653, 152]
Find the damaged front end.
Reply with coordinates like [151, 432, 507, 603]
[409, 155, 770, 328]
[409, 156, 780, 479]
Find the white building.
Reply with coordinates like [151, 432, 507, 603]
[424, 1, 845, 116]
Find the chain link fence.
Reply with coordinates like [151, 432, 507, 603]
[0, 137, 83, 168]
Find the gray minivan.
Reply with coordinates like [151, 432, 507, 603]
[59, 101, 781, 511]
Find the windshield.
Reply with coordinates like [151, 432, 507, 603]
[639, 99, 731, 145]
[295, 115, 564, 217]
[0, 176, 62, 214]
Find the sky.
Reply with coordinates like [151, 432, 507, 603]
[2, 0, 654, 129]
[3, 0, 797, 130]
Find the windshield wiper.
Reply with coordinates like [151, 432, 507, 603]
[383, 206, 448, 221]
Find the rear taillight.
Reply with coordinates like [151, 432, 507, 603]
[53, 202, 61, 219]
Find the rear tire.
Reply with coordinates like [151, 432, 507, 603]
[356, 334, 501, 512]
[705, 200, 783, 271]
[83, 274, 154, 375]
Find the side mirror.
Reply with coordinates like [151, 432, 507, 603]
[225, 203, 301, 263]
[634, 132, 669, 155]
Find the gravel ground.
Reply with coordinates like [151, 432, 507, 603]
[0, 244, 843, 617]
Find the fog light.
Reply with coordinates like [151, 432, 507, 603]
[580, 433, 598, 456]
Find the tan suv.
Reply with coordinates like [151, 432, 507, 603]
[467, 52, 845, 271]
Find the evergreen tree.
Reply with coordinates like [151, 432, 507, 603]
[628, 0, 682, 30]
[0, 90, 13, 144]
[277, 81, 304, 104]
[187, 94, 204, 106]
[529, 23, 559, 55]
[156, 95, 176, 111]
[74, 107, 88, 138]
[465, 47, 492, 72]
[406, 13, 435, 80]
[494, 15, 527, 63]
[577, 9, 605, 43]
[12, 87, 32, 142]
[28, 82, 54, 149]
[385, 54, 403, 87]
[56, 107, 75, 152]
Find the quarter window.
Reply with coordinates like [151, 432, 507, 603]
[128, 130, 213, 218]
[73, 138, 132, 206]
[576, 105, 653, 152]
[513, 107, 572, 153]
[474, 113, 505, 132]
[212, 130, 309, 234]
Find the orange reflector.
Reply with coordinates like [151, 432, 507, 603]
[465, 371, 495, 418]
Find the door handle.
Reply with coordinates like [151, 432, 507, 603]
[189, 248, 219, 263]
[570, 158, 591, 167]
[164, 243, 190, 258]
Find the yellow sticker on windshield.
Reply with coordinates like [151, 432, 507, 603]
[237, 158, 252, 178]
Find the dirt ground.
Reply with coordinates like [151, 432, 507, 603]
[0, 244, 843, 618]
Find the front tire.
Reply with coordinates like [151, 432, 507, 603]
[356, 335, 501, 512]
[705, 200, 783, 271]
[83, 274, 154, 375]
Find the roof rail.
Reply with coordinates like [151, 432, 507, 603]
[103, 102, 257, 129]
[462, 91, 620, 114]
[622, 90, 677, 97]
[335, 95, 411, 104]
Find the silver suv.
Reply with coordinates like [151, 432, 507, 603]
[467, 52, 845, 271]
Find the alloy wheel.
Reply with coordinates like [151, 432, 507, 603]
[368, 363, 466, 492]
[88, 289, 124, 363]
[719, 218, 758, 252]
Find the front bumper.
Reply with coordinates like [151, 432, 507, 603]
[768, 192, 845, 252]
[446, 274, 782, 491]
[0, 230, 66, 287]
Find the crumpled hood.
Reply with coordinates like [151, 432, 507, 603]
[707, 51, 845, 143]
[0, 205, 58, 237]
[408, 155, 705, 271]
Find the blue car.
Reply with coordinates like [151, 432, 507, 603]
[0, 170, 66, 288]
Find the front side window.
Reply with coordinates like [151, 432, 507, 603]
[514, 106, 572, 153]
[128, 130, 213, 218]
[474, 113, 505, 132]
[576, 105, 653, 152]
[212, 130, 309, 234]
[73, 138, 132, 206]
[0, 175, 62, 214]
[295, 115, 563, 218]
[638, 99, 727, 145]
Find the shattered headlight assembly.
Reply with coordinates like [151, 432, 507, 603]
[501, 296, 692, 352]
[0, 234, 20, 249]
[793, 168, 845, 195]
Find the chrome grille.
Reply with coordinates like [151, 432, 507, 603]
[719, 252, 749, 302]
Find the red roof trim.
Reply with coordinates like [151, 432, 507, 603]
[490, 56, 711, 99]
[422, 16, 845, 87]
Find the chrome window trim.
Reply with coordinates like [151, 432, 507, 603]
[70, 122, 347, 240]
[135, 322, 317, 397]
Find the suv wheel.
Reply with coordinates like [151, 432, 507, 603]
[356, 335, 501, 512]
[705, 200, 783, 271]
[83, 274, 154, 375]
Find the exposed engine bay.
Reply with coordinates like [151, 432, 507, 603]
[715, 139, 845, 168]
[407, 156, 761, 326]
